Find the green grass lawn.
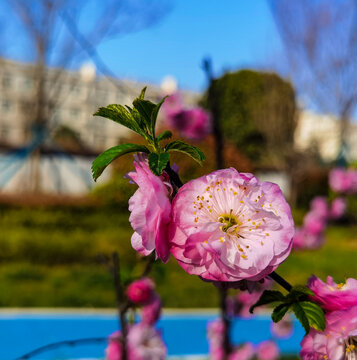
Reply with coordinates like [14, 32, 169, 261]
[0, 205, 355, 307]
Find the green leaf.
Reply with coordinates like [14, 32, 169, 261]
[148, 153, 170, 176]
[165, 140, 206, 164]
[138, 87, 147, 100]
[291, 285, 315, 297]
[91, 144, 150, 181]
[132, 98, 156, 134]
[249, 290, 286, 314]
[157, 130, 172, 142]
[150, 96, 168, 136]
[271, 303, 290, 323]
[94, 105, 143, 136]
[299, 301, 326, 332]
[293, 301, 325, 334]
[292, 302, 311, 334]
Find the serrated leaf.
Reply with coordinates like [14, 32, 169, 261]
[299, 301, 326, 332]
[94, 105, 143, 135]
[271, 303, 290, 323]
[249, 290, 286, 314]
[157, 130, 172, 142]
[150, 96, 168, 136]
[165, 140, 205, 164]
[292, 302, 310, 334]
[132, 98, 156, 134]
[91, 144, 150, 181]
[148, 153, 170, 176]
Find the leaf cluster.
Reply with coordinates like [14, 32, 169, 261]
[92, 88, 205, 180]
[249, 286, 325, 334]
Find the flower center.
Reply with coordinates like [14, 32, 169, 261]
[218, 209, 239, 232]
[345, 337, 357, 360]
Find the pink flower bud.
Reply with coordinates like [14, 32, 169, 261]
[127, 278, 155, 305]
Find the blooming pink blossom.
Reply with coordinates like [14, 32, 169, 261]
[308, 275, 357, 312]
[229, 343, 255, 360]
[324, 305, 357, 359]
[256, 340, 280, 360]
[207, 319, 226, 360]
[106, 331, 122, 360]
[300, 306, 357, 360]
[163, 93, 211, 141]
[127, 323, 167, 360]
[303, 211, 326, 235]
[329, 167, 357, 194]
[310, 197, 329, 220]
[292, 228, 325, 250]
[329, 197, 347, 220]
[126, 154, 172, 262]
[141, 293, 162, 326]
[300, 328, 328, 360]
[270, 314, 293, 339]
[169, 168, 295, 282]
[127, 278, 155, 305]
[169, 108, 211, 141]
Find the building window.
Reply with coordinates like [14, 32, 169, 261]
[22, 77, 33, 91]
[1, 99, 12, 112]
[2, 73, 12, 88]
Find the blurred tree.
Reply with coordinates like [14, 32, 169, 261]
[201, 69, 297, 168]
[269, 0, 357, 162]
[0, 0, 171, 193]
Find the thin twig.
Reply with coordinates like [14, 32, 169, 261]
[269, 271, 293, 292]
[15, 337, 107, 360]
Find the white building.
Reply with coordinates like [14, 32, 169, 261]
[294, 110, 357, 162]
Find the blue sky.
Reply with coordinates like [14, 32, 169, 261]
[2, 0, 284, 92]
[98, 0, 284, 91]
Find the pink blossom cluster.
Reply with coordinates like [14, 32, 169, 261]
[300, 275, 357, 359]
[207, 319, 280, 360]
[127, 155, 295, 283]
[163, 93, 211, 141]
[329, 167, 357, 194]
[106, 278, 166, 360]
[293, 196, 346, 250]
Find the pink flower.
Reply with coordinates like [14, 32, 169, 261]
[141, 294, 162, 326]
[127, 278, 155, 305]
[300, 328, 328, 360]
[126, 154, 172, 262]
[106, 331, 122, 360]
[106, 325, 167, 360]
[308, 275, 357, 312]
[324, 306, 357, 359]
[270, 314, 293, 339]
[292, 228, 324, 250]
[169, 108, 211, 141]
[256, 340, 280, 360]
[303, 211, 326, 235]
[229, 343, 255, 360]
[207, 319, 226, 360]
[127, 323, 167, 360]
[169, 168, 295, 282]
[163, 94, 211, 141]
[329, 167, 357, 194]
[310, 197, 329, 220]
[300, 306, 357, 360]
[329, 197, 347, 220]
